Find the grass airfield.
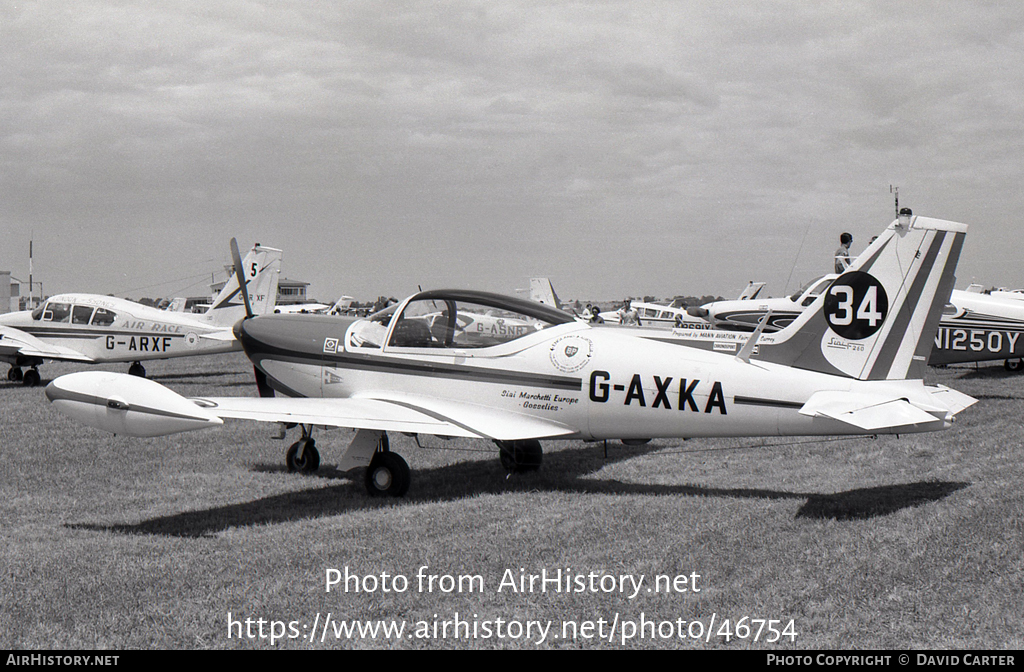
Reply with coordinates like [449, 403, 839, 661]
[1, 352, 1022, 649]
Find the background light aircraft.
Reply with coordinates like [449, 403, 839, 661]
[599, 282, 765, 329]
[690, 275, 839, 332]
[46, 214, 974, 499]
[691, 273, 1024, 373]
[1, 241, 281, 386]
[272, 295, 357, 315]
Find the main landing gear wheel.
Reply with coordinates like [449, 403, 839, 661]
[496, 439, 543, 473]
[22, 369, 41, 387]
[364, 451, 410, 497]
[128, 362, 146, 378]
[286, 438, 320, 473]
[7, 367, 23, 382]
[1005, 358, 1023, 373]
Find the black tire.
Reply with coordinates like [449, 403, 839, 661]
[7, 367, 23, 382]
[364, 452, 410, 497]
[22, 369, 40, 387]
[497, 439, 543, 473]
[286, 439, 320, 473]
[1005, 358, 1023, 373]
[128, 362, 146, 378]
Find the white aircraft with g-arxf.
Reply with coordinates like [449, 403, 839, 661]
[1, 241, 281, 386]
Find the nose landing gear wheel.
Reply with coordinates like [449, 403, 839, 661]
[364, 452, 410, 497]
[128, 362, 146, 377]
[286, 438, 320, 473]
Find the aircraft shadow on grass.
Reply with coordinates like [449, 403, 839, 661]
[67, 442, 969, 538]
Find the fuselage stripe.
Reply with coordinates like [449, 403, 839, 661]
[245, 340, 583, 390]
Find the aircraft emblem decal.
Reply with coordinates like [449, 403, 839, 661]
[324, 337, 339, 354]
[549, 335, 593, 373]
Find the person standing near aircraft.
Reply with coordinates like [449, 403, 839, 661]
[834, 232, 853, 273]
[618, 299, 642, 326]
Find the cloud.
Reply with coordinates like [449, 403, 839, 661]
[1, 1, 1023, 299]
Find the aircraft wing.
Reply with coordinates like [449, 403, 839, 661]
[45, 371, 578, 440]
[200, 393, 578, 441]
[0, 326, 95, 363]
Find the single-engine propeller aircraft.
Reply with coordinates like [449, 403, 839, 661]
[1, 241, 281, 386]
[46, 215, 975, 498]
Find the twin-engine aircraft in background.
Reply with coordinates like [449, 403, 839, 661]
[46, 215, 975, 498]
[1, 242, 281, 386]
[599, 282, 765, 329]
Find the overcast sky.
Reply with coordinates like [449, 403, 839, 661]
[2, 1, 1022, 305]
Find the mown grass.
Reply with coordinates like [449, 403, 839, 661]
[1, 354, 1021, 649]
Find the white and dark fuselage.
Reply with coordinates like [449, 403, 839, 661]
[1, 241, 282, 384]
[236, 295, 954, 442]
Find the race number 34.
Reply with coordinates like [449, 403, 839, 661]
[823, 271, 888, 340]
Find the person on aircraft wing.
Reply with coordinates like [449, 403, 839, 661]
[834, 231, 853, 273]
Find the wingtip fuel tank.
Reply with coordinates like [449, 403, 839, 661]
[45, 371, 223, 437]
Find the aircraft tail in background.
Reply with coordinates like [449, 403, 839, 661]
[529, 277, 563, 309]
[762, 214, 966, 381]
[202, 243, 282, 327]
[736, 281, 766, 300]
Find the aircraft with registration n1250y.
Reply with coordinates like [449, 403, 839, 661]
[46, 215, 975, 498]
[1, 241, 281, 386]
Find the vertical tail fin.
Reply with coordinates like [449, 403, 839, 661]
[529, 278, 562, 309]
[766, 215, 966, 380]
[203, 243, 282, 326]
[736, 281, 766, 300]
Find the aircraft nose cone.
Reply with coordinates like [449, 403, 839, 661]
[686, 306, 709, 318]
[232, 317, 246, 342]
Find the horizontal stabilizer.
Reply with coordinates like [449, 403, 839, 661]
[798, 385, 976, 431]
[924, 384, 977, 416]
